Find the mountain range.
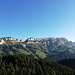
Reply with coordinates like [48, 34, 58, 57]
[0, 37, 75, 61]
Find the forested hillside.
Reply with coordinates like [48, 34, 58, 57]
[58, 59, 75, 69]
[0, 55, 75, 75]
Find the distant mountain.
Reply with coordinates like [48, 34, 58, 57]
[0, 37, 75, 61]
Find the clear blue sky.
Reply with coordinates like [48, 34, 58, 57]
[0, 0, 75, 41]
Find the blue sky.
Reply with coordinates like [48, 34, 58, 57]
[0, 0, 75, 41]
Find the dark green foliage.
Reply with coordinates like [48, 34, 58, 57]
[0, 55, 75, 75]
[58, 59, 75, 69]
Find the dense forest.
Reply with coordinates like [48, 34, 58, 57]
[58, 59, 75, 69]
[0, 54, 75, 75]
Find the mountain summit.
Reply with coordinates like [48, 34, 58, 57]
[0, 37, 75, 61]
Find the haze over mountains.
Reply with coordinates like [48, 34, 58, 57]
[0, 37, 75, 61]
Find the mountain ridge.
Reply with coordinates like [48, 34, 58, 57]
[0, 36, 75, 61]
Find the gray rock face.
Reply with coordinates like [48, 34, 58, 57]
[25, 37, 75, 49]
[1, 37, 24, 43]
[0, 39, 5, 44]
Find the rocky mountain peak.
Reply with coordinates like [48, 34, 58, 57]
[0, 37, 24, 44]
[0, 36, 75, 61]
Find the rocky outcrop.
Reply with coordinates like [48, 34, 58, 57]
[0, 39, 5, 44]
[1, 37, 24, 43]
